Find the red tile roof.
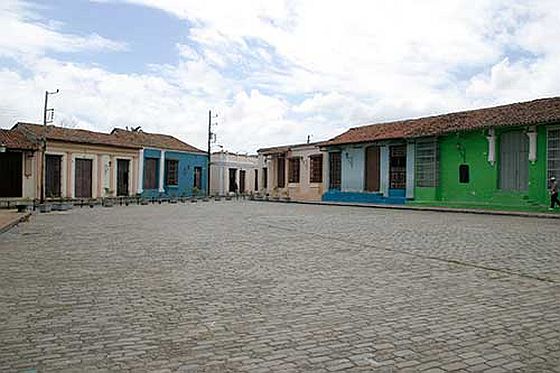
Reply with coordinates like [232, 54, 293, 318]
[0, 128, 38, 150]
[323, 96, 560, 146]
[13, 123, 141, 149]
[257, 141, 322, 155]
[111, 128, 205, 154]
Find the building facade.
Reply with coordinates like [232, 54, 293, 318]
[0, 129, 38, 200]
[210, 151, 258, 196]
[13, 123, 142, 200]
[258, 143, 326, 201]
[322, 97, 560, 209]
[111, 128, 208, 198]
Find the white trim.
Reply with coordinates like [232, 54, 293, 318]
[380, 146, 389, 197]
[486, 128, 496, 165]
[158, 149, 166, 192]
[406, 142, 415, 199]
[527, 126, 537, 163]
[137, 149, 144, 193]
[70, 153, 97, 199]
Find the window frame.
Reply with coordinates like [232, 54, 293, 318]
[548, 127, 560, 181]
[415, 137, 439, 188]
[309, 154, 323, 183]
[165, 159, 179, 186]
[288, 157, 301, 184]
[329, 152, 342, 190]
[193, 166, 202, 189]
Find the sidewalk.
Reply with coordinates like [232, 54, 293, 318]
[256, 199, 560, 220]
[0, 210, 31, 234]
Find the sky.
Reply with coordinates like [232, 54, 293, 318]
[1, 0, 560, 153]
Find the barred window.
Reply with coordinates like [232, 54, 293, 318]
[165, 159, 179, 186]
[310, 154, 323, 183]
[288, 158, 300, 183]
[329, 152, 341, 190]
[549, 129, 560, 180]
[415, 138, 438, 187]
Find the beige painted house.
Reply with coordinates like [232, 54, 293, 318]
[13, 123, 142, 200]
[210, 151, 258, 195]
[0, 129, 38, 200]
[257, 142, 327, 201]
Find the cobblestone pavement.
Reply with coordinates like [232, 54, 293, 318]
[1, 201, 559, 372]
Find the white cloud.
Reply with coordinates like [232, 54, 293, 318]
[1, 0, 560, 152]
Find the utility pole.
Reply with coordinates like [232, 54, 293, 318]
[207, 110, 211, 196]
[40, 89, 59, 204]
[207, 111, 218, 196]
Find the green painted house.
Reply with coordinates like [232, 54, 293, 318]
[322, 97, 560, 211]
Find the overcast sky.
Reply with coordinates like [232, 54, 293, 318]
[1, 0, 560, 152]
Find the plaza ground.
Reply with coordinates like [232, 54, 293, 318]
[0, 202, 559, 372]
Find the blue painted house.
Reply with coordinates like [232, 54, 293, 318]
[321, 121, 415, 205]
[111, 128, 208, 198]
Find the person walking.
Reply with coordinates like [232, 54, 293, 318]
[550, 176, 559, 210]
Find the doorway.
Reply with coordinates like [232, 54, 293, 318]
[499, 131, 529, 191]
[45, 154, 62, 198]
[117, 159, 130, 196]
[365, 146, 380, 192]
[228, 168, 237, 192]
[75, 158, 93, 198]
[0, 152, 22, 198]
[239, 170, 246, 193]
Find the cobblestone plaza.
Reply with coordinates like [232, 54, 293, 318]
[1, 202, 559, 372]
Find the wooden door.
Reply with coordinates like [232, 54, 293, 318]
[500, 131, 529, 191]
[0, 152, 22, 197]
[45, 155, 62, 198]
[365, 146, 380, 192]
[75, 158, 92, 198]
[117, 159, 130, 196]
[239, 170, 246, 193]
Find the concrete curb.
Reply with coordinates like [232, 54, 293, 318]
[0, 212, 31, 234]
[252, 199, 560, 220]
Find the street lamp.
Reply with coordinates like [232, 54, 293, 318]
[40, 89, 60, 204]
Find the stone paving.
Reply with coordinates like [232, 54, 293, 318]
[0, 201, 559, 372]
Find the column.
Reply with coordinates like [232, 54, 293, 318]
[406, 142, 415, 199]
[380, 146, 390, 197]
[158, 150, 166, 193]
[137, 149, 144, 193]
[486, 129, 496, 165]
[527, 126, 537, 163]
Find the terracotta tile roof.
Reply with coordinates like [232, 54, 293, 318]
[111, 128, 205, 154]
[0, 128, 38, 150]
[323, 96, 560, 146]
[13, 123, 141, 149]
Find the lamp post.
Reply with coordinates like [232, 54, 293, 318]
[40, 89, 59, 204]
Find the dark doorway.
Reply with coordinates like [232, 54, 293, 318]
[239, 170, 246, 193]
[228, 168, 237, 192]
[389, 145, 407, 189]
[499, 131, 529, 191]
[365, 146, 380, 192]
[75, 158, 93, 198]
[45, 154, 62, 198]
[254, 169, 258, 191]
[277, 157, 286, 188]
[0, 152, 22, 198]
[117, 159, 130, 196]
[263, 167, 268, 189]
